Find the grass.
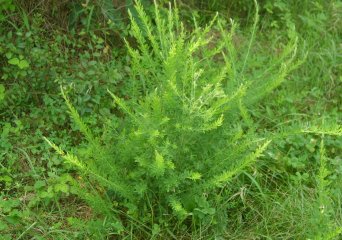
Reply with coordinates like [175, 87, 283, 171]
[0, 0, 341, 239]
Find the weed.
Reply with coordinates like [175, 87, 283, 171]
[45, 1, 303, 238]
[0, 0, 341, 239]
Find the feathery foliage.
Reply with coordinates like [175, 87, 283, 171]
[45, 0, 301, 237]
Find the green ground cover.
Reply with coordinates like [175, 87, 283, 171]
[0, 0, 341, 239]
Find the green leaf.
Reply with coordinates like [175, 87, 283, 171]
[8, 57, 19, 65]
[34, 180, 46, 190]
[39, 191, 54, 199]
[5, 52, 12, 59]
[0, 221, 8, 231]
[18, 59, 29, 69]
[188, 172, 202, 181]
[0, 84, 5, 101]
[152, 224, 161, 236]
[54, 183, 69, 193]
[154, 150, 165, 176]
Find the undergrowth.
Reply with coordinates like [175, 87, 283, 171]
[1, 0, 341, 239]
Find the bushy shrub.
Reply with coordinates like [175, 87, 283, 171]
[46, 0, 299, 237]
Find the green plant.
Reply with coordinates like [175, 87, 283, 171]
[0, 84, 4, 102]
[0, 0, 15, 22]
[0, 0, 339, 238]
[306, 139, 342, 239]
[0, 3, 131, 238]
[45, 0, 300, 237]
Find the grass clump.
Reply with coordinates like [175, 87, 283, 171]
[45, 0, 300, 238]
